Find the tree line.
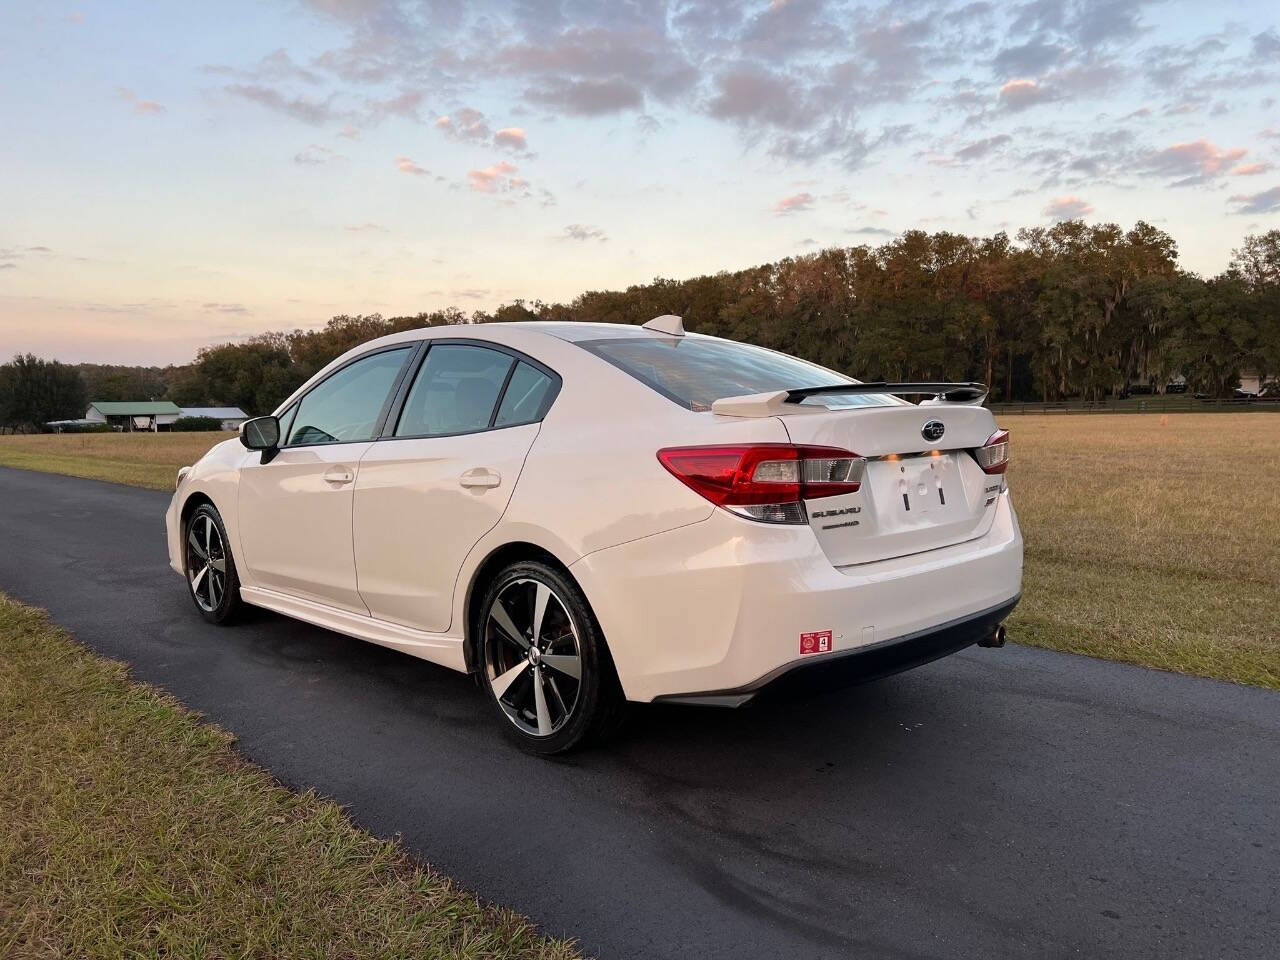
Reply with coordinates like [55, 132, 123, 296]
[4, 222, 1277, 429]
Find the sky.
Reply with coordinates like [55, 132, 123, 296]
[1, 0, 1278, 366]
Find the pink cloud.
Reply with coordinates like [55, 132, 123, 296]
[1231, 162, 1270, 176]
[494, 127, 527, 151]
[773, 192, 814, 215]
[468, 161, 520, 193]
[999, 79, 1054, 111]
[1146, 139, 1248, 184]
[117, 87, 165, 115]
[435, 108, 490, 143]
[1043, 196, 1094, 220]
[396, 155, 429, 176]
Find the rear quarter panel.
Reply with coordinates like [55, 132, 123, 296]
[450, 331, 793, 634]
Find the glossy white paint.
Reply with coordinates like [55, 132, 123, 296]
[353, 422, 540, 631]
[165, 322, 1024, 702]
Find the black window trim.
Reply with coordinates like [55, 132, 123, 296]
[278, 341, 424, 450]
[380, 337, 563, 442]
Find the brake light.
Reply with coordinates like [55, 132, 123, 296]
[974, 429, 1009, 474]
[657, 444, 862, 524]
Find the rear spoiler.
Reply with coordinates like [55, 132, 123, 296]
[711, 382, 989, 417]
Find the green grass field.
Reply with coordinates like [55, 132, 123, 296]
[0, 596, 581, 959]
[0, 431, 234, 490]
[1005, 414, 1278, 689]
[0, 415, 1276, 688]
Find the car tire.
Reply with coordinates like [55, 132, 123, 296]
[183, 502, 243, 625]
[477, 560, 625, 755]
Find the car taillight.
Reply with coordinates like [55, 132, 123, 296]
[656, 444, 862, 524]
[974, 429, 1009, 474]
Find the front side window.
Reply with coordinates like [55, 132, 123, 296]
[577, 336, 902, 411]
[286, 347, 412, 446]
[395, 344, 514, 437]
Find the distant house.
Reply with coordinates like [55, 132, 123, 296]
[178, 407, 249, 430]
[1238, 370, 1263, 396]
[85, 401, 182, 431]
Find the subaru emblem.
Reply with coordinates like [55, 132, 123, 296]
[922, 420, 945, 442]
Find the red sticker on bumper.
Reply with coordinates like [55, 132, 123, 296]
[800, 630, 833, 655]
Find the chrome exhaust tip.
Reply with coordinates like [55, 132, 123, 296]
[978, 623, 1007, 648]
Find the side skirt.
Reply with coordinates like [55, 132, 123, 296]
[239, 586, 468, 673]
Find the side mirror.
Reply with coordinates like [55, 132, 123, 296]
[239, 415, 280, 451]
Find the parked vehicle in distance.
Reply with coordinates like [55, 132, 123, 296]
[166, 317, 1023, 753]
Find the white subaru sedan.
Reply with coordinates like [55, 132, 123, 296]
[167, 317, 1022, 753]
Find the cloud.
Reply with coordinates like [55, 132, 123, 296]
[1232, 163, 1270, 177]
[195, 0, 1271, 177]
[708, 66, 804, 129]
[0, 245, 57, 269]
[365, 89, 424, 122]
[1144, 139, 1248, 186]
[773, 192, 815, 215]
[955, 134, 1012, 161]
[201, 302, 248, 314]
[1044, 196, 1094, 219]
[493, 24, 697, 115]
[494, 127, 527, 151]
[999, 79, 1055, 111]
[395, 155, 429, 175]
[435, 107, 489, 143]
[741, 0, 844, 61]
[468, 161, 520, 193]
[345, 222, 388, 233]
[226, 81, 422, 128]
[1253, 29, 1280, 58]
[1229, 186, 1280, 215]
[117, 87, 165, 115]
[560, 224, 607, 242]
[993, 39, 1067, 78]
[435, 108, 530, 152]
[846, 226, 895, 237]
[227, 84, 333, 124]
[294, 144, 344, 165]
[524, 78, 644, 115]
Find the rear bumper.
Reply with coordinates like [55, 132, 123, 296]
[569, 490, 1023, 703]
[656, 594, 1019, 706]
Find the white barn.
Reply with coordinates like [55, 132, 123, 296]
[178, 407, 250, 430]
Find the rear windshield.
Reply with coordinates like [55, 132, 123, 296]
[577, 336, 899, 411]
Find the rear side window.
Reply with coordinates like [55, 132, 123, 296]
[286, 347, 412, 445]
[395, 344, 513, 437]
[494, 362, 556, 427]
[576, 336, 897, 411]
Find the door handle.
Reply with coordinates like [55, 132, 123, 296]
[459, 467, 501, 489]
[323, 467, 354, 485]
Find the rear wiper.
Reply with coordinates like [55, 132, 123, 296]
[784, 382, 989, 404]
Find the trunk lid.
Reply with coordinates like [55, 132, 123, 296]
[777, 404, 1003, 566]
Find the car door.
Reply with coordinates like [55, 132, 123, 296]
[237, 344, 416, 613]
[353, 342, 561, 632]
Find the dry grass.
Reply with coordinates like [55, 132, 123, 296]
[1005, 413, 1280, 689]
[0, 432, 232, 490]
[0, 595, 582, 960]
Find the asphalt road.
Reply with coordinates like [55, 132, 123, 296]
[1, 466, 1277, 959]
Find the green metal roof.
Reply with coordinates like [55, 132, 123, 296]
[89, 401, 181, 415]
